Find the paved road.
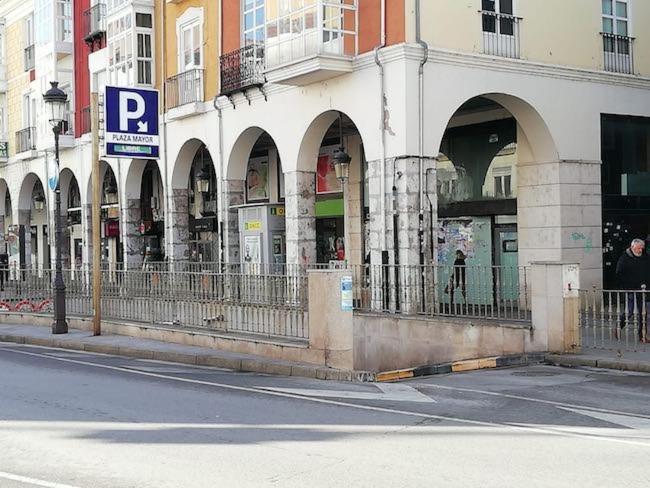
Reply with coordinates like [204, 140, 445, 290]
[1, 342, 649, 488]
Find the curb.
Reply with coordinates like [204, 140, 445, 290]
[545, 354, 650, 374]
[375, 353, 547, 382]
[0, 333, 376, 383]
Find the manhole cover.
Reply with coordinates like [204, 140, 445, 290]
[511, 371, 561, 377]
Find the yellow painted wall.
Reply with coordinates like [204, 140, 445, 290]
[6, 19, 30, 157]
[162, 0, 219, 103]
[418, 0, 650, 76]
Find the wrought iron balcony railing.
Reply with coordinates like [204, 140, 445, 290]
[481, 10, 521, 59]
[165, 68, 204, 110]
[219, 44, 265, 96]
[83, 3, 106, 42]
[24, 45, 35, 71]
[16, 127, 36, 153]
[602, 33, 634, 74]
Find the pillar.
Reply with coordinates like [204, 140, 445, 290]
[518, 160, 602, 290]
[122, 198, 143, 265]
[18, 209, 31, 269]
[81, 203, 93, 268]
[168, 188, 190, 261]
[222, 179, 244, 264]
[285, 171, 316, 265]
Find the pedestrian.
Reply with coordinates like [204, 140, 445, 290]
[445, 250, 467, 312]
[615, 238, 650, 342]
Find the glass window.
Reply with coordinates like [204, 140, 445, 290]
[179, 21, 201, 70]
[136, 13, 152, 28]
[242, 0, 264, 46]
[602, 0, 629, 36]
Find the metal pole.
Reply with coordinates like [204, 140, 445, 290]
[52, 123, 67, 334]
[91, 92, 101, 335]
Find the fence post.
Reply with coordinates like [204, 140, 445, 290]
[308, 269, 354, 369]
[530, 262, 581, 354]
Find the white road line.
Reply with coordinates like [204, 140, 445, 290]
[2, 345, 650, 447]
[0, 471, 82, 488]
[413, 382, 650, 420]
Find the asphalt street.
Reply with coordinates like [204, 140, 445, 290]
[1, 342, 649, 488]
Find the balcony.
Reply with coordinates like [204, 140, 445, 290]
[219, 44, 265, 96]
[16, 127, 36, 154]
[83, 3, 106, 45]
[263, 0, 358, 86]
[24, 45, 35, 72]
[165, 69, 205, 119]
[481, 10, 521, 59]
[602, 33, 634, 75]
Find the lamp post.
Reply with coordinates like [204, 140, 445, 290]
[43, 81, 68, 334]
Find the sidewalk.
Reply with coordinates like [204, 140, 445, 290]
[0, 322, 374, 382]
[546, 348, 650, 374]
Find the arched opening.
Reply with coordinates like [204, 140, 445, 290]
[140, 161, 165, 262]
[17, 174, 50, 270]
[60, 169, 82, 268]
[295, 111, 367, 266]
[435, 94, 556, 310]
[100, 163, 122, 266]
[0, 180, 11, 269]
[187, 144, 218, 262]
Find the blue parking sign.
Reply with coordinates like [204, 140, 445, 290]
[105, 86, 159, 159]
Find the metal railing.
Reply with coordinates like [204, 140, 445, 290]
[481, 11, 521, 59]
[264, 0, 358, 69]
[82, 3, 106, 40]
[24, 45, 35, 71]
[165, 69, 204, 110]
[602, 33, 634, 74]
[352, 264, 530, 322]
[15, 127, 36, 153]
[219, 44, 266, 95]
[0, 267, 309, 340]
[79, 106, 91, 135]
[580, 287, 649, 352]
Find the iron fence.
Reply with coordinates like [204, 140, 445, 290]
[219, 44, 265, 95]
[0, 267, 309, 340]
[165, 69, 204, 110]
[352, 264, 530, 322]
[15, 127, 36, 153]
[481, 10, 521, 59]
[579, 287, 649, 352]
[602, 33, 634, 74]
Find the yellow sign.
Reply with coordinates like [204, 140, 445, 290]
[245, 220, 262, 231]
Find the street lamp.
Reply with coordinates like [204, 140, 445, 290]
[332, 113, 351, 184]
[33, 192, 46, 211]
[104, 179, 118, 204]
[195, 166, 211, 194]
[43, 81, 68, 334]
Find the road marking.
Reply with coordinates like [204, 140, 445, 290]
[414, 382, 650, 421]
[259, 383, 436, 403]
[558, 407, 650, 430]
[0, 471, 82, 488]
[2, 345, 650, 447]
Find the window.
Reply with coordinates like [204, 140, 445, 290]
[107, 11, 153, 86]
[602, 0, 629, 37]
[242, 0, 264, 46]
[482, 0, 514, 35]
[55, 0, 72, 42]
[137, 32, 152, 84]
[25, 14, 34, 47]
[179, 21, 201, 70]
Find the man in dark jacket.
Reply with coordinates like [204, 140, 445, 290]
[616, 238, 650, 341]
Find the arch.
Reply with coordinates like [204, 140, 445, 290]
[17, 173, 47, 211]
[85, 161, 120, 206]
[226, 127, 265, 181]
[59, 168, 81, 214]
[295, 111, 342, 173]
[0, 179, 10, 216]
[171, 138, 212, 189]
[124, 159, 153, 200]
[432, 92, 558, 165]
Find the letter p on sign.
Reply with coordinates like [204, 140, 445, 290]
[119, 91, 146, 131]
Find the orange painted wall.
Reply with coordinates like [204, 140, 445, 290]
[358, 0, 405, 54]
[223, 0, 241, 54]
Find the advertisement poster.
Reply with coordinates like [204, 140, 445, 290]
[243, 235, 261, 264]
[246, 157, 269, 201]
[340, 275, 353, 311]
[316, 147, 342, 194]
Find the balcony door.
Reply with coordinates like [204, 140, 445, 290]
[178, 15, 202, 105]
[602, 0, 632, 73]
[481, 0, 518, 58]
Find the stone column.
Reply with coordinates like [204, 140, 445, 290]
[168, 188, 190, 262]
[122, 199, 143, 266]
[18, 209, 31, 269]
[518, 160, 602, 290]
[221, 180, 245, 264]
[345, 136, 364, 266]
[0, 215, 5, 253]
[285, 171, 316, 265]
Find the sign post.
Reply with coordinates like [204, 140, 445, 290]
[104, 86, 160, 159]
[91, 92, 101, 336]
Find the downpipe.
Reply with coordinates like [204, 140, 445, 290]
[374, 0, 387, 265]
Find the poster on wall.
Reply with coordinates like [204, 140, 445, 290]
[316, 146, 343, 194]
[246, 157, 269, 202]
[243, 235, 261, 264]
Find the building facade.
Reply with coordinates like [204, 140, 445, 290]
[0, 0, 647, 290]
